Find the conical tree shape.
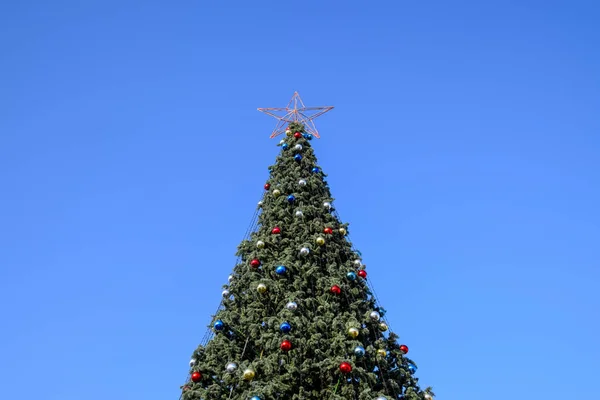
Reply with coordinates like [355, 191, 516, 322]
[181, 122, 434, 400]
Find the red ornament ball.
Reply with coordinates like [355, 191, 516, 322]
[339, 362, 352, 374]
[330, 285, 341, 295]
[323, 227, 333, 235]
[294, 132, 302, 138]
[191, 371, 202, 382]
[271, 226, 281, 234]
[250, 259, 261, 268]
[400, 344, 409, 354]
[280, 339, 292, 351]
[357, 269, 367, 279]
[264, 183, 271, 190]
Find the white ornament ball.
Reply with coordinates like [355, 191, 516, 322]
[376, 397, 388, 400]
[298, 179, 307, 186]
[222, 290, 230, 298]
[286, 301, 298, 311]
[294, 144, 303, 151]
[299, 247, 310, 256]
[369, 311, 381, 321]
[225, 362, 238, 373]
[189, 358, 197, 367]
[295, 210, 304, 217]
[256, 240, 265, 249]
[323, 201, 331, 209]
[228, 275, 234, 282]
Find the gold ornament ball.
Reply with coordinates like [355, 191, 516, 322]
[243, 368, 256, 380]
[273, 189, 281, 197]
[257, 283, 268, 294]
[285, 129, 292, 136]
[377, 349, 387, 357]
[348, 327, 359, 338]
[316, 237, 325, 246]
[424, 395, 433, 400]
[379, 322, 388, 332]
[339, 227, 347, 235]
[256, 240, 265, 249]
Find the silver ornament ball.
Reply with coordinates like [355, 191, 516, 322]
[294, 144, 303, 151]
[323, 201, 331, 209]
[299, 247, 310, 256]
[222, 290, 230, 298]
[298, 179, 307, 186]
[369, 311, 381, 321]
[228, 274, 234, 282]
[295, 210, 304, 217]
[286, 301, 298, 311]
[189, 358, 197, 367]
[225, 362, 238, 373]
[353, 259, 362, 267]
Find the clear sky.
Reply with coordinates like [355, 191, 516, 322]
[1, 1, 599, 399]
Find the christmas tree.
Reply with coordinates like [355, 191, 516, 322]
[180, 93, 434, 400]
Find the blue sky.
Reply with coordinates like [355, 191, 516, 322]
[1, 1, 599, 399]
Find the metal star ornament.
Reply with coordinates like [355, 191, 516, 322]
[258, 92, 334, 138]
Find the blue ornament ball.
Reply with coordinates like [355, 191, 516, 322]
[214, 320, 225, 331]
[287, 194, 296, 203]
[311, 167, 320, 173]
[378, 307, 387, 316]
[279, 322, 292, 333]
[275, 265, 287, 275]
[354, 346, 365, 357]
[346, 271, 357, 281]
[250, 397, 262, 400]
[306, 134, 313, 140]
[407, 364, 417, 374]
[294, 154, 302, 161]
[282, 143, 288, 150]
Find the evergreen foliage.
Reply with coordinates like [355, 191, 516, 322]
[181, 122, 434, 400]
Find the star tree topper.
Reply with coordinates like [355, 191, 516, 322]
[258, 92, 334, 138]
